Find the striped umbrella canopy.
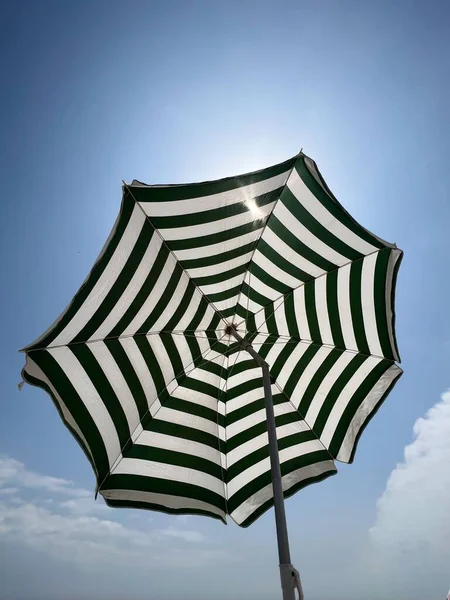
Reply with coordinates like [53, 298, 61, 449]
[21, 152, 402, 531]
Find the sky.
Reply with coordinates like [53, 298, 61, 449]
[1, 1, 449, 598]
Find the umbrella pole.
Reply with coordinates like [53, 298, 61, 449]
[229, 327, 304, 600]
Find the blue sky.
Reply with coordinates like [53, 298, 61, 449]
[1, 1, 449, 599]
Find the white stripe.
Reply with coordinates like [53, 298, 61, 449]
[155, 407, 224, 440]
[305, 351, 355, 425]
[288, 169, 378, 255]
[136, 430, 224, 466]
[276, 342, 311, 388]
[274, 296, 289, 337]
[336, 364, 401, 461]
[24, 357, 95, 469]
[253, 249, 304, 290]
[292, 346, 334, 410]
[150, 273, 190, 332]
[226, 400, 287, 440]
[246, 272, 283, 301]
[227, 420, 306, 468]
[227, 440, 325, 497]
[172, 385, 218, 412]
[200, 273, 246, 296]
[51, 205, 145, 346]
[122, 252, 176, 336]
[276, 202, 348, 267]
[293, 286, 312, 341]
[385, 249, 401, 361]
[337, 263, 358, 351]
[230, 460, 335, 525]
[262, 227, 324, 278]
[119, 337, 158, 409]
[315, 275, 334, 345]
[112, 457, 224, 496]
[49, 346, 121, 468]
[171, 291, 206, 332]
[138, 169, 290, 217]
[361, 253, 383, 357]
[89, 342, 141, 434]
[187, 251, 252, 279]
[320, 356, 381, 450]
[89, 233, 163, 341]
[159, 201, 276, 241]
[174, 228, 263, 262]
[101, 488, 225, 519]
[147, 336, 176, 384]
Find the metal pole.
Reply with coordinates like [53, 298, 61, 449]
[229, 326, 303, 600]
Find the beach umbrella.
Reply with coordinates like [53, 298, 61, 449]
[21, 152, 403, 600]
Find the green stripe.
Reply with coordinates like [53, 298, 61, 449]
[161, 282, 197, 332]
[107, 242, 170, 338]
[326, 270, 344, 348]
[349, 259, 370, 354]
[22, 370, 98, 480]
[159, 335, 185, 384]
[169, 220, 264, 252]
[238, 466, 336, 527]
[295, 158, 385, 250]
[134, 336, 167, 397]
[148, 187, 282, 229]
[304, 282, 322, 344]
[281, 187, 362, 262]
[70, 344, 132, 453]
[105, 338, 150, 423]
[284, 293, 300, 339]
[29, 350, 110, 480]
[102, 473, 226, 512]
[104, 497, 225, 524]
[26, 197, 136, 350]
[137, 264, 184, 333]
[270, 341, 300, 379]
[297, 348, 342, 417]
[282, 344, 321, 398]
[206, 284, 242, 304]
[227, 430, 317, 482]
[250, 263, 292, 296]
[227, 450, 332, 513]
[329, 360, 396, 458]
[257, 238, 312, 283]
[126, 444, 223, 481]
[72, 222, 154, 344]
[181, 242, 255, 270]
[227, 409, 299, 453]
[313, 353, 367, 437]
[145, 418, 226, 454]
[269, 215, 336, 272]
[130, 157, 295, 203]
[373, 248, 395, 359]
[164, 397, 225, 428]
[193, 262, 248, 287]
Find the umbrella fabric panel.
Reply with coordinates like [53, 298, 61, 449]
[241, 247, 403, 362]
[232, 157, 396, 322]
[22, 199, 224, 353]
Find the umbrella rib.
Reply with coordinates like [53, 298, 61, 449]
[231, 156, 300, 326]
[250, 334, 399, 362]
[124, 182, 230, 324]
[25, 331, 217, 353]
[96, 333, 228, 493]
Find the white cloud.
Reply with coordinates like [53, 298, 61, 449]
[0, 456, 91, 498]
[369, 389, 450, 595]
[0, 456, 228, 570]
